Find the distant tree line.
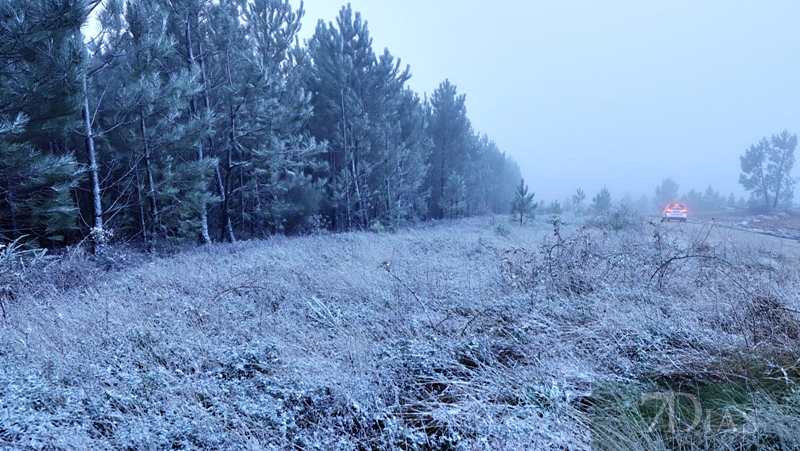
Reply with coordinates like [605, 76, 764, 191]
[648, 177, 741, 214]
[0, 0, 521, 250]
[530, 182, 737, 218]
[645, 130, 798, 215]
[509, 127, 799, 220]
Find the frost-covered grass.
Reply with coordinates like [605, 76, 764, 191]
[1, 214, 799, 450]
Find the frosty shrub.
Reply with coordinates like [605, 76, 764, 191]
[1, 217, 799, 450]
[501, 217, 655, 296]
[493, 222, 511, 237]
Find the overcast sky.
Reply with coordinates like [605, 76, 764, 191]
[296, 0, 800, 204]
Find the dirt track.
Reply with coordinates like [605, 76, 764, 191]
[658, 217, 800, 257]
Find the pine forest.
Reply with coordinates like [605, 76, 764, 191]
[0, 0, 522, 251]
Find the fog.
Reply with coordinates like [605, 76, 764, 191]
[298, 0, 800, 205]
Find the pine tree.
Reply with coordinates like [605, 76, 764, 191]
[572, 188, 586, 213]
[78, 0, 129, 253]
[154, 0, 216, 244]
[307, 5, 417, 230]
[592, 186, 612, 213]
[739, 131, 797, 210]
[0, 0, 90, 244]
[442, 172, 467, 218]
[654, 177, 680, 209]
[510, 179, 535, 225]
[767, 130, 797, 208]
[463, 134, 521, 215]
[0, 0, 529, 248]
[383, 89, 431, 226]
[99, 0, 213, 251]
[425, 80, 472, 220]
[241, 0, 325, 235]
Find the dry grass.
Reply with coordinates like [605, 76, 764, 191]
[1, 214, 798, 449]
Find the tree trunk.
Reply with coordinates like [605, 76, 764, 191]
[141, 114, 159, 253]
[217, 163, 235, 243]
[221, 111, 237, 243]
[219, 52, 239, 243]
[773, 152, 787, 209]
[214, 165, 231, 242]
[185, 15, 211, 244]
[82, 73, 104, 253]
[351, 153, 366, 229]
[344, 166, 351, 230]
[197, 40, 224, 241]
[759, 161, 769, 208]
[135, 176, 148, 251]
[239, 165, 246, 232]
[340, 92, 348, 231]
[7, 181, 18, 237]
[438, 156, 446, 219]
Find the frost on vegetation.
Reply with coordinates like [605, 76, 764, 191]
[492, 222, 511, 237]
[2, 217, 800, 449]
[1, 330, 347, 449]
[501, 217, 657, 296]
[501, 216, 800, 340]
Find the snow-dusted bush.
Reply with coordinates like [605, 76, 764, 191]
[1, 217, 798, 450]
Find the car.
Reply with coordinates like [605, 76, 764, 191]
[662, 203, 687, 222]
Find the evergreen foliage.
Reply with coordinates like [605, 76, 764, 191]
[1, 0, 523, 247]
[98, 0, 214, 251]
[510, 179, 536, 224]
[739, 130, 797, 210]
[572, 188, 586, 213]
[681, 185, 727, 213]
[592, 186, 612, 213]
[654, 176, 680, 209]
[425, 80, 472, 220]
[546, 200, 563, 214]
[465, 134, 522, 215]
[307, 5, 427, 231]
[0, 0, 90, 244]
[442, 172, 467, 218]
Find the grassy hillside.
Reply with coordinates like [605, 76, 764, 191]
[1, 215, 799, 450]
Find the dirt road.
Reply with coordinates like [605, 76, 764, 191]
[659, 217, 800, 258]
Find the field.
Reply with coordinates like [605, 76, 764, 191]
[1, 213, 799, 450]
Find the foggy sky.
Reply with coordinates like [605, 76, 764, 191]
[298, 0, 800, 205]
